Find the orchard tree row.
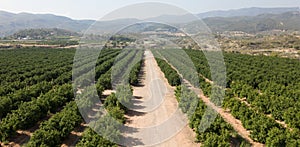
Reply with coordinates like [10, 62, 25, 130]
[154, 52, 248, 146]
[25, 61, 121, 146]
[182, 49, 300, 145]
[185, 49, 300, 130]
[156, 53, 250, 146]
[155, 49, 300, 145]
[73, 49, 120, 78]
[0, 49, 121, 120]
[0, 84, 74, 141]
[76, 49, 141, 146]
[112, 49, 143, 85]
[175, 86, 250, 146]
[0, 59, 72, 96]
[0, 48, 74, 85]
[0, 65, 75, 119]
[0, 47, 129, 146]
[76, 75, 135, 146]
[155, 58, 181, 86]
[0, 47, 144, 145]
[26, 101, 82, 147]
[223, 89, 300, 146]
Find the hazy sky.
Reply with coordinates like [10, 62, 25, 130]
[1, 0, 300, 20]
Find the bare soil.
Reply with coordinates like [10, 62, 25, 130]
[122, 50, 199, 147]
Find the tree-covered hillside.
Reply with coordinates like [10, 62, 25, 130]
[6, 28, 80, 40]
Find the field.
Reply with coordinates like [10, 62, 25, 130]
[0, 47, 299, 147]
[0, 47, 142, 146]
[153, 48, 300, 146]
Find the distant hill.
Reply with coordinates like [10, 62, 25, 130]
[146, 10, 300, 33]
[0, 11, 94, 37]
[146, 7, 299, 23]
[88, 18, 140, 34]
[92, 9, 300, 34]
[203, 11, 300, 33]
[197, 7, 299, 18]
[146, 14, 198, 24]
[7, 28, 80, 40]
[0, 7, 300, 36]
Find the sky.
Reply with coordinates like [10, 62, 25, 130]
[1, 0, 300, 20]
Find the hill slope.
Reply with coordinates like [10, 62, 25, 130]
[197, 7, 299, 18]
[0, 11, 94, 37]
[0, 7, 300, 36]
[203, 11, 300, 33]
[7, 28, 79, 39]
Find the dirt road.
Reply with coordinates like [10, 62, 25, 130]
[121, 50, 199, 147]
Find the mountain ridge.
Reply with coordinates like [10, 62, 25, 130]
[0, 7, 299, 36]
[197, 7, 299, 18]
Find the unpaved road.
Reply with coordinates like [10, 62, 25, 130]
[122, 50, 199, 147]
